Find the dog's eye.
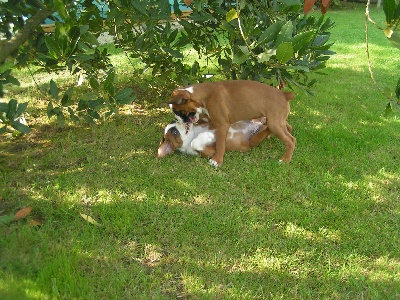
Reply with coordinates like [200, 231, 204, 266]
[178, 98, 189, 105]
[170, 127, 179, 136]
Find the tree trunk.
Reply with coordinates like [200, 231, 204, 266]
[0, 8, 55, 65]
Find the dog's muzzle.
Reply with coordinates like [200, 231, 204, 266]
[173, 110, 198, 123]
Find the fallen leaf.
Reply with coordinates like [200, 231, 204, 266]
[13, 207, 32, 221]
[80, 213, 101, 226]
[29, 219, 42, 227]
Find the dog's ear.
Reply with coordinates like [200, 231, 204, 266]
[158, 139, 174, 158]
[168, 90, 191, 105]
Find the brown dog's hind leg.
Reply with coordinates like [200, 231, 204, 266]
[286, 122, 293, 134]
[267, 122, 296, 163]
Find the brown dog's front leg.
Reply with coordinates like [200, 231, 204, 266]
[210, 125, 229, 167]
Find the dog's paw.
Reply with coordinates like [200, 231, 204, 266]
[209, 159, 219, 167]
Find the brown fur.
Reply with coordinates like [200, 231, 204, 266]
[168, 80, 295, 166]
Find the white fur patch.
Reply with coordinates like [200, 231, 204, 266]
[200, 107, 210, 117]
[191, 132, 216, 151]
[184, 86, 194, 94]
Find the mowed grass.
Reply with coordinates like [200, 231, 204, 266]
[1, 4, 400, 299]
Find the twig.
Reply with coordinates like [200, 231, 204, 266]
[235, 0, 257, 60]
[27, 65, 47, 97]
[365, 0, 390, 99]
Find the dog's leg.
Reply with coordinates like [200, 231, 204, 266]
[209, 125, 229, 167]
[248, 125, 272, 148]
[267, 121, 296, 163]
[198, 146, 216, 158]
[286, 122, 293, 134]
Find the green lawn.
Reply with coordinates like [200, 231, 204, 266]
[1, 4, 400, 299]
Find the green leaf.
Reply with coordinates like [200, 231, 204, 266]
[77, 100, 88, 111]
[258, 21, 285, 44]
[275, 21, 293, 48]
[45, 36, 62, 58]
[292, 31, 314, 52]
[103, 70, 115, 96]
[131, 1, 149, 17]
[5, 74, 20, 86]
[0, 125, 7, 134]
[82, 92, 100, 101]
[394, 1, 400, 20]
[0, 61, 13, 73]
[11, 120, 31, 134]
[87, 109, 101, 120]
[81, 114, 96, 125]
[56, 112, 65, 127]
[383, 0, 397, 24]
[164, 48, 184, 59]
[47, 102, 54, 118]
[49, 80, 59, 99]
[173, 0, 182, 15]
[80, 32, 99, 46]
[88, 98, 104, 110]
[238, 45, 250, 56]
[61, 87, 74, 107]
[6, 99, 17, 120]
[0, 102, 8, 112]
[89, 77, 100, 90]
[53, 0, 69, 20]
[232, 52, 249, 64]
[226, 9, 238, 22]
[68, 107, 80, 124]
[276, 42, 294, 64]
[36, 53, 59, 65]
[115, 88, 134, 102]
[116, 96, 136, 105]
[14, 102, 28, 119]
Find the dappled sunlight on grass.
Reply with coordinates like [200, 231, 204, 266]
[364, 168, 400, 205]
[282, 222, 341, 243]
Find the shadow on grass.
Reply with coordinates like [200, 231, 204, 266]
[1, 81, 399, 298]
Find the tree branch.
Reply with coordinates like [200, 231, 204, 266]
[0, 8, 55, 65]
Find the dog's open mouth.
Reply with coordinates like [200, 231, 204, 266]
[188, 114, 198, 123]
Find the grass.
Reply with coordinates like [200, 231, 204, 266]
[1, 4, 400, 299]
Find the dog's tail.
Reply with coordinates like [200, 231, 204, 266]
[284, 92, 295, 101]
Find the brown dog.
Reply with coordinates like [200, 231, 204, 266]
[168, 80, 295, 167]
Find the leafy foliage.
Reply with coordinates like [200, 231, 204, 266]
[0, 0, 335, 134]
[0, 99, 30, 134]
[107, 0, 335, 92]
[366, 0, 400, 112]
